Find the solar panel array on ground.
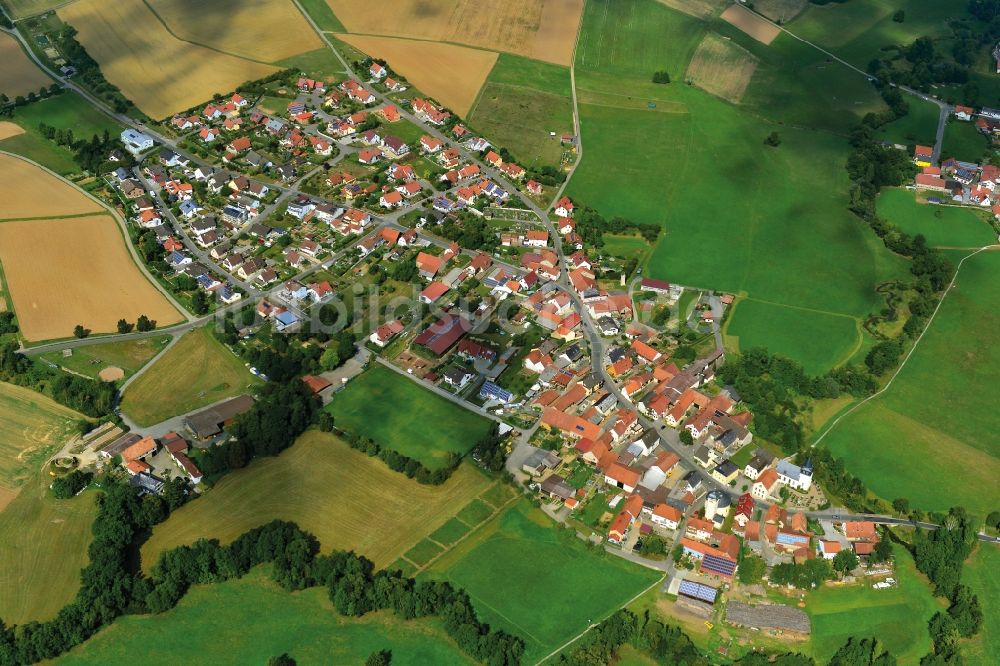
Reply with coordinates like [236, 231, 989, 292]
[701, 553, 736, 577]
[678, 580, 718, 603]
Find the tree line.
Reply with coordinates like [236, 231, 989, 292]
[0, 341, 116, 417]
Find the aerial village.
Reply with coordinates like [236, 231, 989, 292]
[913, 103, 1000, 214]
[82, 53, 905, 640]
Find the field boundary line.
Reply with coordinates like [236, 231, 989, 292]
[138, 0, 281, 67]
[118, 333, 180, 392]
[532, 573, 666, 666]
[0, 150, 193, 330]
[0, 211, 110, 223]
[740, 296, 860, 321]
[812, 245, 999, 447]
[411, 489, 518, 575]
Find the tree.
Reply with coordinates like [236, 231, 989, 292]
[640, 534, 667, 556]
[73, 324, 90, 338]
[985, 510, 1000, 532]
[365, 649, 392, 666]
[652, 70, 670, 84]
[765, 131, 781, 147]
[865, 340, 902, 375]
[191, 290, 209, 315]
[892, 498, 910, 516]
[267, 654, 296, 666]
[828, 636, 896, 666]
[51, 470, 93, 498]
[117, 318, 134, 334]
[320, 346, 341, 371]
[833, 549, 859, 575]
[870, 537, 893, 564]
[892, 9, 904, 22]
[678, 429, 694, 445]
[136, 314, 156, 332]
[738, 553, 766, 584]
[651, 305, 670, 326]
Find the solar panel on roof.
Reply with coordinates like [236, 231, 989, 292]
[701, 554, 736, 576]
[678, 580, 718, 603]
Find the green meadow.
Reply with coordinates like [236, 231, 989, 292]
[806, 543, 943, 663]
[425, 501, 660, 663]
[962, 544, 1000, 665]
[819, 251, 1000, 515]
[469, 53, 573, 168]
[941, 119, 991, 164]
[567, 0, 911, 373]
[877, 97, 941, 147]
[876, 188, 995, 249]
[0, 92, 122, 174]
[55, 569, 473, 665]
[328, 364, 493, 470]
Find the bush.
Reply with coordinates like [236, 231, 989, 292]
[51, 470, 93, 499]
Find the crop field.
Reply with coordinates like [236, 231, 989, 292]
[328, 364, 492, 470]
[686, 32, 758, 103]
[724, 299, 862, 375]
[0, 123, 24, 141]
[0, 214, 181, 342]
[335, 34, 497, 116]
[654, 0, 725, 20]
[58, 569, 473, 665]
[469, 54, 573, 167]
[120, 327, 258, 427]
[142, 431, 491, 570]
[567, 0, 913, 373]
[327, 0, 584, 66]
[962, 544, 1000, 665]
[0, 32, 51, 98]
[752, 0, 808, 22]
[59, 0, 279, 120]
[40, 336, 172, 383]
[807, 544, 942, 663]
[819, 251, 1000, 515]
[0, 471, 97, 624]
[425, 501, 661, 663]
[145, 0, 322, 63]
[941, 120, 990, 164]
[2, 0, 65, 19]
[0, 152, 101, 219]
[0, 382, 81, 494]
[721, 5, 780, 45]
[876, 189, 995, 249]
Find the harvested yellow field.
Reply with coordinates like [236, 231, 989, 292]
[0, 215, 181, 341]
[0, 123, 25, 141]
[146, 0, 321, 63]
[59, 0, 278, 120]
[0, 33, 51, 98]
[655, 0, 726, 19]
[328, 0, 583, 66]
[686, 33, 759, 103]
[0, 153, 101, 219]
[336, 34, 497, 115]
[721, 4, 781, 45]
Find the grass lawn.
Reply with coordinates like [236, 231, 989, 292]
[806, 543, 943, 663]
[39, 335, 171, 383]
[56, 568, 473, 665]
[961, 544, 1000, 665]
[0, 381, 82, 492]
[328, 364, 493, 470]
[478, 481, 516, 509]
[456, 498, 494, 526]
[724, 298, 863, 375]
[0, 92, 123, 173]
[941, 119, 990, 164]
[876, 188, 995, 249]
[469, 53, 573, 168]
[120, 327, 259, 426]
[819, 251, 1000, 515]
[276, 47, 344, 80]
[0, 471, 97, 625]
[425, 500, 661, 663]
[403, 538, 444, 566]
[602, 233, 651, 262]
[876, 97, 941, 147]
[142, 431, 491, 570]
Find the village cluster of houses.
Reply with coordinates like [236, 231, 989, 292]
[912, 104, 1000, 215]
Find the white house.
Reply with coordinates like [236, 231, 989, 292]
[776, 459, 813, 492]
[121, 129, 154, 156]
[644, 503, 681, 530]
